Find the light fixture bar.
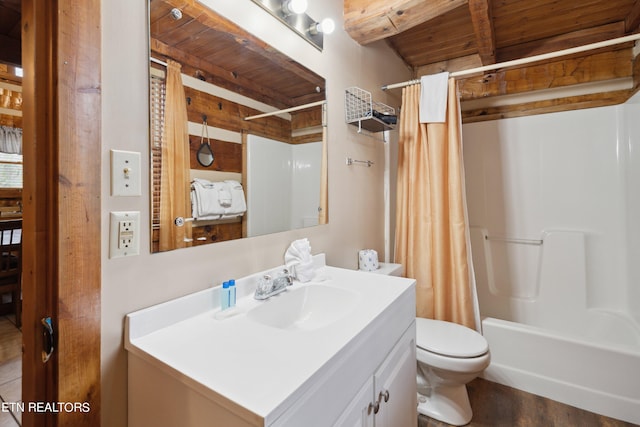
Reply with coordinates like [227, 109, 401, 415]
[250, 0, 326, 51]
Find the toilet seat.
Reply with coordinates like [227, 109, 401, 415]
[416, 318, 488, 358]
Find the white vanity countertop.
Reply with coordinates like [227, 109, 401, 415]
[125, 257, 415, 425]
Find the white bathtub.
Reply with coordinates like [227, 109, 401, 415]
[481, 317, 640, 425]
[470, 229, 640, 424]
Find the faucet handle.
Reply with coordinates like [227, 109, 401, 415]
[278, 268, 293, 285]
[258, 275, 273, 293]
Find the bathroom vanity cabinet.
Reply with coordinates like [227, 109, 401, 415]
[125, 256, 416, 427]
[334, 326, 416, 427]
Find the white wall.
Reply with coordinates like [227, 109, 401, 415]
[462, 98, 638, 324]
[101, 0, 409, 425]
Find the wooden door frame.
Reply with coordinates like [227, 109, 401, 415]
[21, 0, 102, 426]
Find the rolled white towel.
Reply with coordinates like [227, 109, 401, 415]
[291, 260, 315, 283]
[285, 238, 315, 281]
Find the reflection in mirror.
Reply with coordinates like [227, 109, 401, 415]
[196, 142, 214, 167]
[197, 117, 215, 167]
[148, 0, 327, 253]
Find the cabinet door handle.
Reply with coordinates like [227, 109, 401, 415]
[379, 389, 390, 403]
[368, 400, 380, 415]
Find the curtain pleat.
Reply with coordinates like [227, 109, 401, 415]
[159, 60, 192, 251]
[394, 80, 476, 330]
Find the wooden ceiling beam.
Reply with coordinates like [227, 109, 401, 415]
[468, 0, 496, 65]
[457, 48, 633, 101]
[344, 0, 467, 45]
[414, 54, 483, 77]
[625, 0, 640, 32]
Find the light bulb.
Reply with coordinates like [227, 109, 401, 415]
[282, 0, 307, 15]
[311, 18, 335, 35]
[319, 18, 335, 34]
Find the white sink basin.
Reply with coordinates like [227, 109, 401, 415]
[246, 284, 360, 331]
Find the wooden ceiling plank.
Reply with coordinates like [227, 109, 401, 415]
[468, 0, 496, 65]
[162, 0, 325, 89]
[494, 4, 633, 48]
[625, 0, 640, 32]
[497, 22, 626, 63]
[344, 0, 468, 45]
[151, 38, 297, 109]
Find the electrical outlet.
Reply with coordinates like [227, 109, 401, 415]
[110, 211, 140, 258]
[111, 149, 141, 196]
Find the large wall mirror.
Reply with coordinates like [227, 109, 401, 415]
[149, 0, 327, 253]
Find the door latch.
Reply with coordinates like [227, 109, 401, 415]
[41, 317, 55, 363]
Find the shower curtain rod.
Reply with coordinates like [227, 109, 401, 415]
[382, 33, 640, 91]
[150, 57, 168, 67]
[243, 100, 326, 121]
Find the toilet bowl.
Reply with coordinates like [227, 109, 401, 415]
[416, 318, 490, 426]
[363, 262, 490, 425]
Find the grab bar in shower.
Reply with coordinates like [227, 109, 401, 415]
[484, 235, 543, 246]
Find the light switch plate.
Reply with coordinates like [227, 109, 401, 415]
[109, 211, 140, 258]
[111, 149, 141, 196]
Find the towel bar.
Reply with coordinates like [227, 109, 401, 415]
[346, 157, 374, 167]
[484, 235, 543, 245]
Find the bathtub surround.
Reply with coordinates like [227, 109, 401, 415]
[463, 92, 640, 424]
[395, 81, 477, 329]
[246, 135, 322, 236]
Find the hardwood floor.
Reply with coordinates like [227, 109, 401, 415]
[0, 316, 21, 427]
[418, 378, 639, 427]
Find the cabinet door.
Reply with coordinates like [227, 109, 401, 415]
[334, 378, 375, 427]
[374, 326, 417, 427]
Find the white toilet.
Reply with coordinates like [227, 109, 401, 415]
[368, 262, 490, 426]
[415, 318, 490, 425]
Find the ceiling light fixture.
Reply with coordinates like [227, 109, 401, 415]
[170, 8, 183, 21]
[282, 0, 308, 15]
[250, 0, 333, 51]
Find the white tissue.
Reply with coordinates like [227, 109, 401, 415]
[285, 238, 315, 282]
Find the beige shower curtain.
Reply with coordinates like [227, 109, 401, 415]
[394, 80, 476, 329]
[159, 59, 192, 251]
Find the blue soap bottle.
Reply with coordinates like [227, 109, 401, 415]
[228, 279, 236, 307]
[221, 281, 230, 310]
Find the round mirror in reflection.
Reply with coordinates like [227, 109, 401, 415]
[197, 142, 215, 167]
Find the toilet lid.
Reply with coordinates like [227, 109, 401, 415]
[416, 318, 488, 358]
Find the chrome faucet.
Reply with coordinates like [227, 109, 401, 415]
[254, 268, 293, 300]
